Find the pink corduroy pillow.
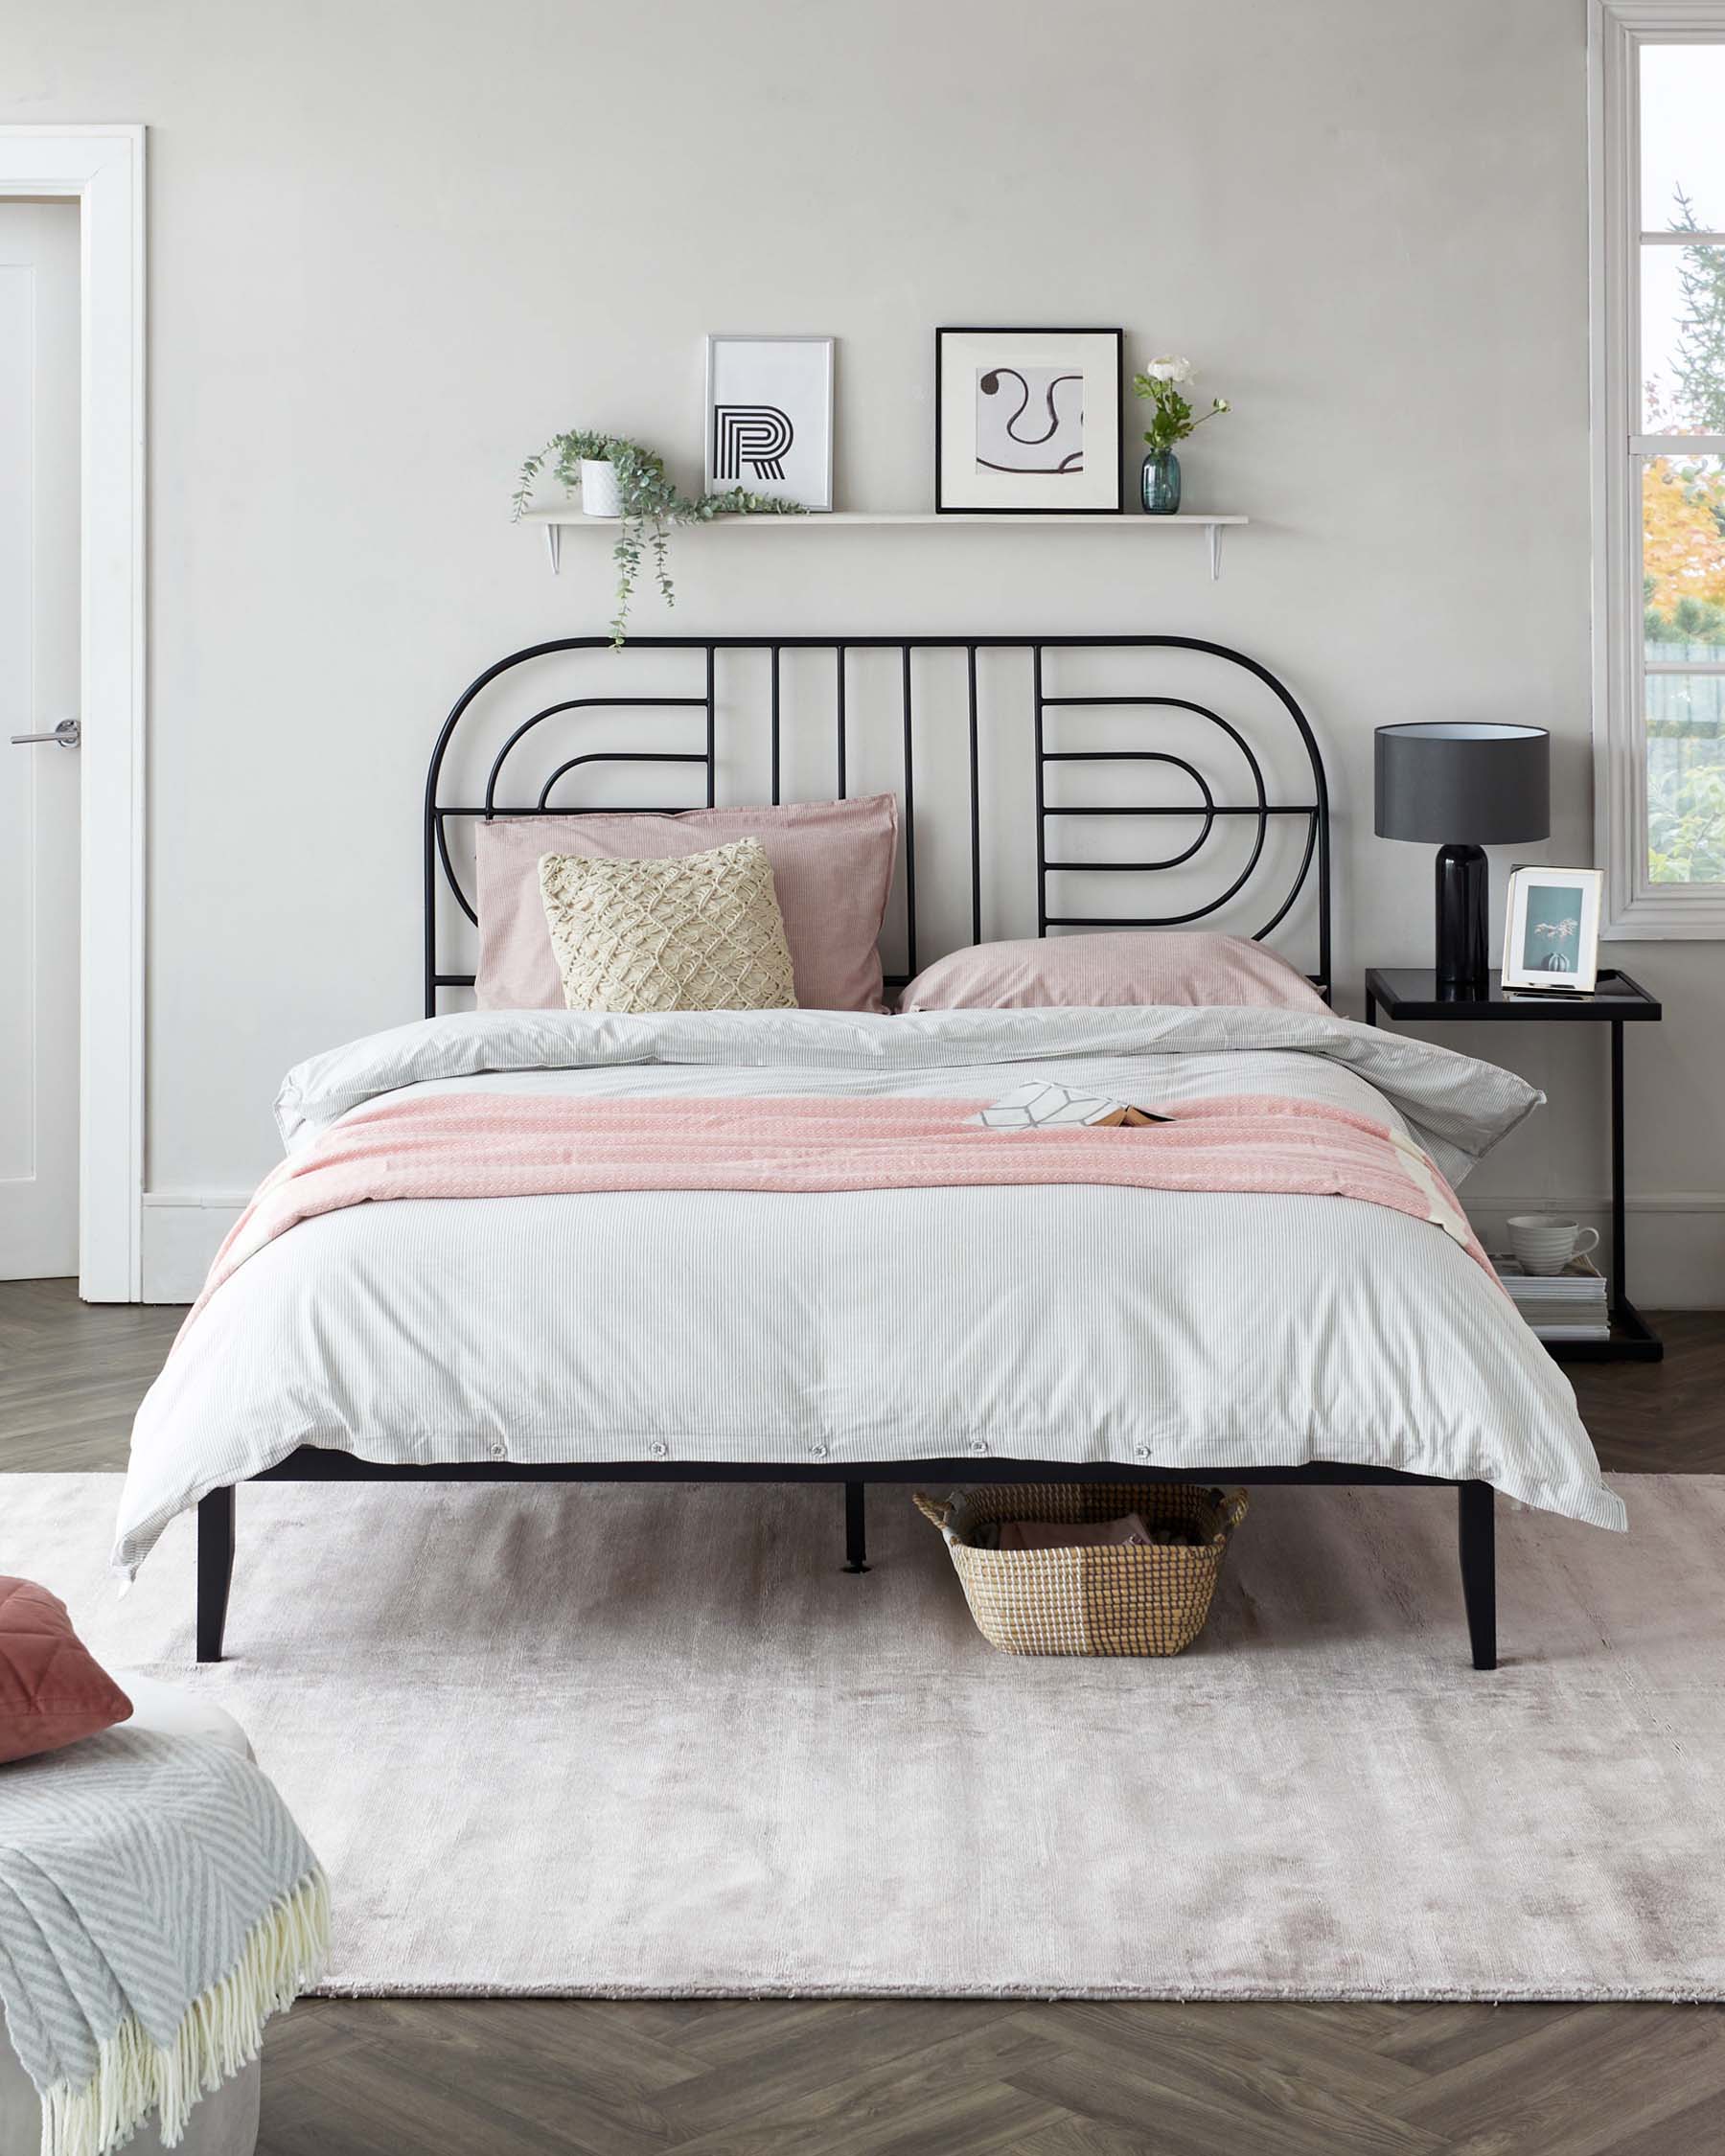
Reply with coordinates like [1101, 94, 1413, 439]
[900, 932, 1328, 1014]
[475, 796, 899, 1015]
[0, 1576, 133, 1764]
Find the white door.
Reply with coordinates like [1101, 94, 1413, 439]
[0, 203, 80, 1279]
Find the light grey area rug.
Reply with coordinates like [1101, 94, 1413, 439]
[6, 1473, 1722, 2002]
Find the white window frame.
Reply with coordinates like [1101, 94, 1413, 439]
[1592, 0, 1725, 936]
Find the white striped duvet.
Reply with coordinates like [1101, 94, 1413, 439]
[113, 1006, 1623, 1575]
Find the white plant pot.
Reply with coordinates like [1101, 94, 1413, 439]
[580, 458, 623, 517]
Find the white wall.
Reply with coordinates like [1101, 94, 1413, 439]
[8, 0, 1723, 1301]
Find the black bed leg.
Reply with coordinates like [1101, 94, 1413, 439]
[843, 1481, 870, 1574]
[196, 1487, 235, 1663]
[1458, 1480, 1496, 1671]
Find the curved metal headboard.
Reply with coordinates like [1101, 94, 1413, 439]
[425, 634, 1331, 1016]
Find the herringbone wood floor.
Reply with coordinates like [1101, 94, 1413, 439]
[3, 1276, 1722, 2154]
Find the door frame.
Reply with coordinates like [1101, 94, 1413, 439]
[0, 126, 146, 1299]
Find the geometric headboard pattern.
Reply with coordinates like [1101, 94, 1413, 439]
[425, 633, 1331, 1013]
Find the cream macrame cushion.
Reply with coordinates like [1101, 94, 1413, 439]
[538, 837, 799, 1013]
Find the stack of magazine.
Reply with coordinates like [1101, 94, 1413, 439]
[1491, 1253, 1610, 1342]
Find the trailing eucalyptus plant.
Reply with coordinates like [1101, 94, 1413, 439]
[512, 430, 803, 645]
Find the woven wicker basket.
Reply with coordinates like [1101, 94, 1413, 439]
[914, 1483, 1249, 1657]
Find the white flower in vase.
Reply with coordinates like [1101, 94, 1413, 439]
[1131, 355, 1232, 512]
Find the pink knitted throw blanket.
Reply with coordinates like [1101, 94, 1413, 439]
[184, 1090, 1493, 1338]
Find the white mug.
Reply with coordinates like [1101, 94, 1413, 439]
[1507, 1214, 1599, 1277]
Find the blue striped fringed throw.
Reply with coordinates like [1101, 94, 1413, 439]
[0, 1727, 327, 2156]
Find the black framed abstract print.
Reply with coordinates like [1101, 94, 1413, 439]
[934, 327, 1123, 513]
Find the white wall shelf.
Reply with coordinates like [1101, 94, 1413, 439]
[520, 508, 1250, 581]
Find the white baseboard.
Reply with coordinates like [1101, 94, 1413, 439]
[141, 1191, 248, 1302]
[1467, 1190, 1725, 1215]
[141, 1186, 1725, 1310]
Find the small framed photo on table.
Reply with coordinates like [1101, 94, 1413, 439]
[1502, 866, 1603, 992]
[934, 326, 1123, 513]
[703, 334, 834, 510]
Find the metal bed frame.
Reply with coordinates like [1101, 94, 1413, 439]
[195, 633, 1498, 1669]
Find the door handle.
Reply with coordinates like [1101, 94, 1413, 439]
[9, 719, 80, 748]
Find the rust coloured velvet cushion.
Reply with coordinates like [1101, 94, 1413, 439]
[0, 1576, 132, 1764]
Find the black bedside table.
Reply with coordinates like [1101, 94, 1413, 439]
[1363, 968, 1663, 1365]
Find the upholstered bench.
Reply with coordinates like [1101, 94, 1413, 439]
[0, 1675, 264, 2156]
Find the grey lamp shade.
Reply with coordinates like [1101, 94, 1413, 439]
[1374, 723, 1550, 845]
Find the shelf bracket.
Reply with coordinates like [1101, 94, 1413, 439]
[545, 522, 561, 576]
[1208, 523, 1225, 581]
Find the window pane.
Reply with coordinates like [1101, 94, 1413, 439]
[1638, 49, 1725, 895]
[1641, 244, 1725, 430]
[1641, 44, 1725, 235]
[1643, 455, 1725, 651]
[1647, 676, 1725, 884]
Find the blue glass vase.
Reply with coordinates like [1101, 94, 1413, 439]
[1140, 448, 1182, 515]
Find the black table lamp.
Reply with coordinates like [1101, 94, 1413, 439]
[1374, 722, 1551, 993]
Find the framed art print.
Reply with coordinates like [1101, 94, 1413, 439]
[934, 326, 1123, 513]
[703, 335, 834, 510]
[1502, 865, 1603, 993]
